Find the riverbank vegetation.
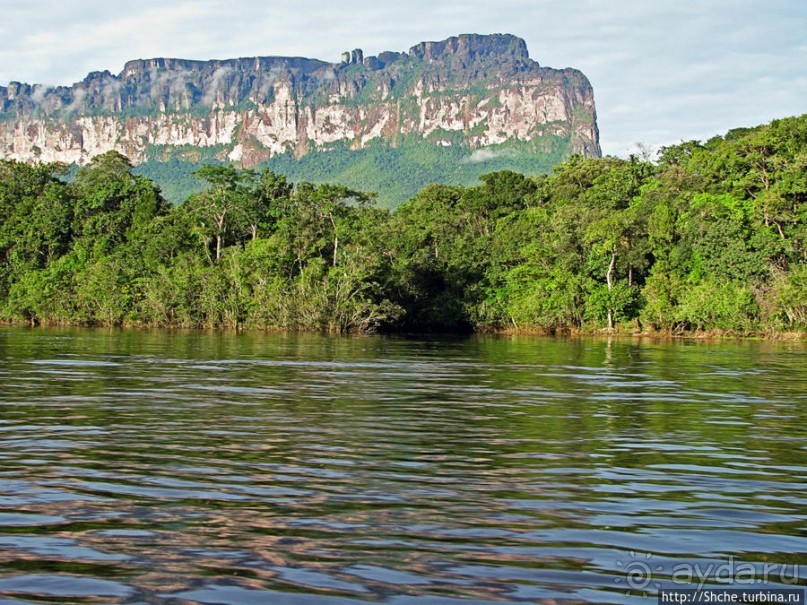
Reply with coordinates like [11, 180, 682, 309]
[0, 115, 804, 335]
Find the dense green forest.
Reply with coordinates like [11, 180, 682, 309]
[134, 136, 572, 207]
[0, 115, 804, 335]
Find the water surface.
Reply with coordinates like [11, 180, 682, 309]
[0, 328, 805, 603]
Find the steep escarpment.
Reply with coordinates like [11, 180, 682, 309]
[0, 34, 600, 171]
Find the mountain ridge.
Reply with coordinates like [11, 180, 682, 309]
[0, 34, 600, 204]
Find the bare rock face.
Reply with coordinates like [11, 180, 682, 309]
[0, 34, 600, 166]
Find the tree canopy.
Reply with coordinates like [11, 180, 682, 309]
[0, 115, 804, 334]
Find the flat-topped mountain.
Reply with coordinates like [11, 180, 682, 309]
[0, 34, 600, 204]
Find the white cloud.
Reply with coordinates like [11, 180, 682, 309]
[466, 149, 498, 163]
[201, 67, 234, 106]
[30, 84, 52, 105]
[464, 148, 513, 163]
[65, 88, 86, 113]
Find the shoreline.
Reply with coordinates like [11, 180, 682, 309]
[2, 319, 803, 341]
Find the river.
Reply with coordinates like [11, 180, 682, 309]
[0, 328, 805, 603]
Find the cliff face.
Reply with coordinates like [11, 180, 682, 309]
[0, 34, 600, 166]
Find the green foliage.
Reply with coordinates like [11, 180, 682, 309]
[71, 151, 170, 254]
[134, 136, 571, 207]
[134, 157, 208, 204]
[675, 280, 761, 332]
[0, 114, 804, 335]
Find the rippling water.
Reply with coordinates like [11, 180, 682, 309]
[0, 328, 805, 604]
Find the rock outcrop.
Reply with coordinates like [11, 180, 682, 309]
[0, 34, 600, 166]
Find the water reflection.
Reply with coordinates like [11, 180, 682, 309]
[0, 328, 805, 603]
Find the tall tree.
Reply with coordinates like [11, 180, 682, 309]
[190, 164, 256, 261]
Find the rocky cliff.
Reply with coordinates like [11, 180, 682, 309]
[0, 34, 600, 168]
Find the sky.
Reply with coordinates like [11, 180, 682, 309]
[0, 0, 804, 156]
